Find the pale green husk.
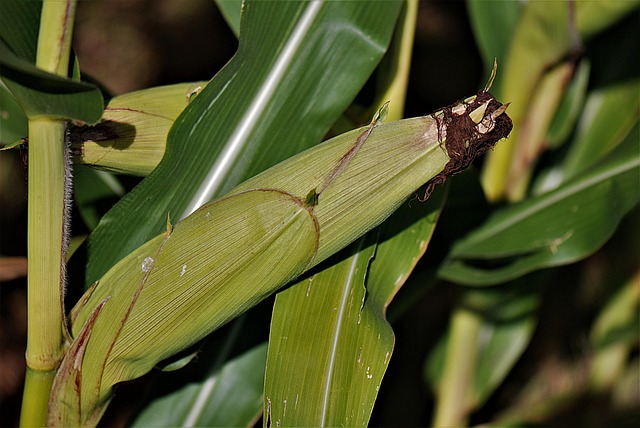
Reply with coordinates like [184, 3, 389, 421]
[72, 82, 205, 176]
[49, 95, 510, 426]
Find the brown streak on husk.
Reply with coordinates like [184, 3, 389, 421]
[48, 298, 109, 427]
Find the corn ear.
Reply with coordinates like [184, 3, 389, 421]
[50, 92, 511, 426]
[69, 82, 205, 176]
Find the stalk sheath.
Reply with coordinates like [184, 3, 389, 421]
[21, 1, 78, 426]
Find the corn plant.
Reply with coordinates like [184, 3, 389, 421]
[0, 0, 637, 427]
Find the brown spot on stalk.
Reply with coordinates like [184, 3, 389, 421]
[421, 91, 512, 201]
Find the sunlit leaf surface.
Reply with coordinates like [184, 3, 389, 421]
[265, 235, 384, 427]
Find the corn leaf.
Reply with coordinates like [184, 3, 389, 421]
[0, 0, 41, 63]
[545, 59, 590, 149]
[426, 280, 540, 419]
[214, 0, 242, 37]
[265, 235, 380, 427]
[131, 343, 267, 427]
[466, 0, 521, 85]
[439, 131, 640, 285]
[73, 166, 125, 231]
[562, 83, 639, 182]
[0, 0, 103, 123]
[0, 41, 103, 123]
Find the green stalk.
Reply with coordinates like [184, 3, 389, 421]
[432, 307, 482, 427]
[20, 1, 77, 426]
[372, 0, 417, 121]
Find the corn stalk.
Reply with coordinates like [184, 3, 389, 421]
[21, 1, 76, 426]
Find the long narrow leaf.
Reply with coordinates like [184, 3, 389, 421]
[440, 131, 639, 285]
[0, 82, 28, 144]
[265, 236, 380, 427]
[466, 0, 521, 85]
[0, 0, 41, 62]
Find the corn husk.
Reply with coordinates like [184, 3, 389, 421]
[69, 82, 205, 176]
[49, 92, 512, 426]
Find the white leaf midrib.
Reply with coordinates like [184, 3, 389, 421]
[183, 1, 325, 217]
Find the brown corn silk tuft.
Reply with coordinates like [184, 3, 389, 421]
[422, 91, 513, 200]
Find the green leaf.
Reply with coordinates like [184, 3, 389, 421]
[214, 0, 242, 37]
[466, 0, 521, 84]
[590, 273, 640, 391]
[426, 281, 539, 425]
[575, 0, 640, 39]
[0, 81, 28, 144]
[85, 0, 402, 287]
[439, 131, 640, 285]
[562, 82, 639, 181]
[0, 0, 41, 63]
[0, 0, 103, 124]
[131, 343, 267, 427]
[0, 40, 103, 123]
[545, 59, 591, 149]
[265, 235, 384, 427]
[73, 166, 125, 231]
[367, 187, 446, 310]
